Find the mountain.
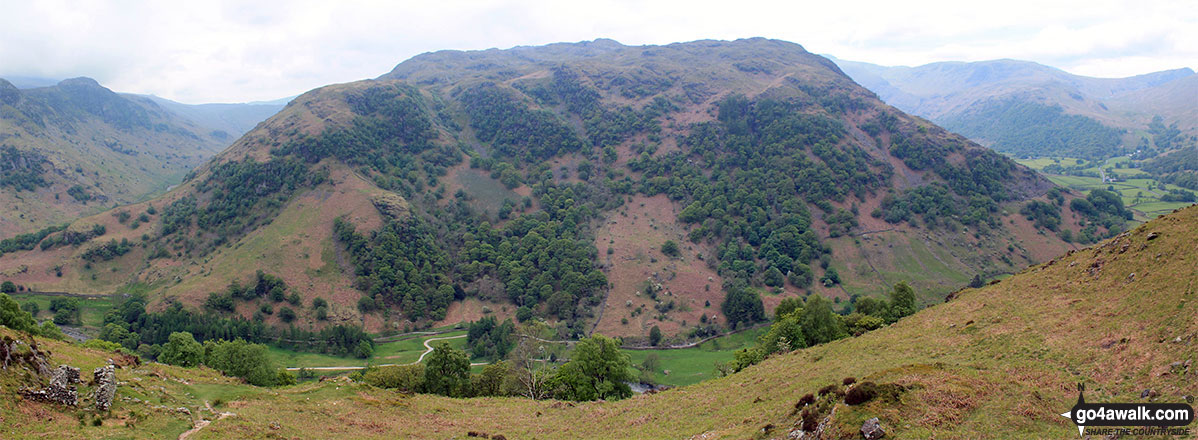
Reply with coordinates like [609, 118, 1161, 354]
[3, 204, 1194, 439]
[0, 77, 285, 237]
[0, 38, 1106, 343]
[142, 96, 286, 141]
[830, 57, 1198, 159]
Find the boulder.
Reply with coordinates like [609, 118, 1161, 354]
[861, 417, 885, 439]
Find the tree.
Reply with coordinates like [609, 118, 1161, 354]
[888, 281, 917, 322]
[0, 293, 38, 334]
[821, 267, 841, 286]
[553, 334, 634, 401]
[661, 240, 680, 257]
[159, 331, 204, 367]
[763, 266, 785, 287]
[721, 286, 765, 328]
[799, 295, 845, 346]
[99, 323, 140, 351]
[472, 361, 509, 397]
[203, 339, 281, 386]
[423, 342, 471, 397]
[466, 317, 516, 360]
[508, 325, 554, 399]
[278, 306, 296, 323]
[0, 281, 15, 293]
[969, 274, 984, 289]
[774, 297, 803, 320]
[649, 325, 662, 346]
[354, 340, 374, 359]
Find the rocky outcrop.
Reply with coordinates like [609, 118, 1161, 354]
[371, 193, 409, 220]
[0, 336, 52, 376]
[92, 364, 117, 412]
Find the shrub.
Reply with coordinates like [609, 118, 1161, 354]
[817, 384, 842, 397]
[796, 393, 815, 408]
[159, 331, 204, 367]
[844, 382, 878, 405]
[362, 364, 425, 393]
[278, 307, 296, 323]
[661, 240, 679, 257]
[842, 377, 857, 386]
[844, 381, 904, 405]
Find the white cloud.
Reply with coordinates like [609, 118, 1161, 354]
[0, 0, 1192, 103]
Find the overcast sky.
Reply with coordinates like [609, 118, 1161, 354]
[2, 0, 1193, 104]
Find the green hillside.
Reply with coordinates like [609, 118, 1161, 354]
[0, 40, 1093, 353]
[2, 204, 1194, 439]
[0, 77, 280, 237]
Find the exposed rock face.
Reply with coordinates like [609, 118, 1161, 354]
[861, 417, 886, 439]
[93, 364, 117, 412]
[371, 193, 409, 220]
[19, 365, 81, 407]
[0, 336, 52, 377]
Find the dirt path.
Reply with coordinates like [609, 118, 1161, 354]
[285, 334, 486, 371]
[178, 401, 235, 440]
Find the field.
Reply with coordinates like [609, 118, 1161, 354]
[8, 292, 119, 335]
[1016, 156, 1195, 220]
[626, 326, 766, 387]
[268, 330, 469, 370]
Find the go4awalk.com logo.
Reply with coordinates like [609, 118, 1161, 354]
[1061, 384, 1194, 436]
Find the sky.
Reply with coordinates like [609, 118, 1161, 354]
[1, 0, 1194, 104]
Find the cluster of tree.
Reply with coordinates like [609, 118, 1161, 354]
[469, 156, 524, 189]
[1160, 188, 1197, 203]
[190, 158, 321, 239]
[1071, 189, 1131, 224]
[879, 147, 1014, 232]
[362, 333, 633, 402]
[0, 293, 65, 339]
[458, 82, 585, 162]
[941, 100, 1124, 160]
[203, 271, 311, 324]
[1147, 115, 1184, 150]
[333, 216, 454, 321]
[515, 67, 672, 148]
[101, 294, 371, 359]
[1020, 200, 1062, 231]
[48, 298, 81, 325]
[466, 316, 516, 361]
[454, 183, 608, 333]
[1144, 147, 1198, 190]
[0, 146, 49, 191]
[38, 224, 106, 251]
[725, 282, 916, 372]
[66, 185, 92, 202]
[80, 238, 133, 262]
[274, 84, 459, 201]
[628, 95, 876, 294]
[0, 224, 66, 257]
[154, 331, 294, 386]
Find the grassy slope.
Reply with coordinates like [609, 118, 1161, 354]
[5, 205, 1197, 438]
